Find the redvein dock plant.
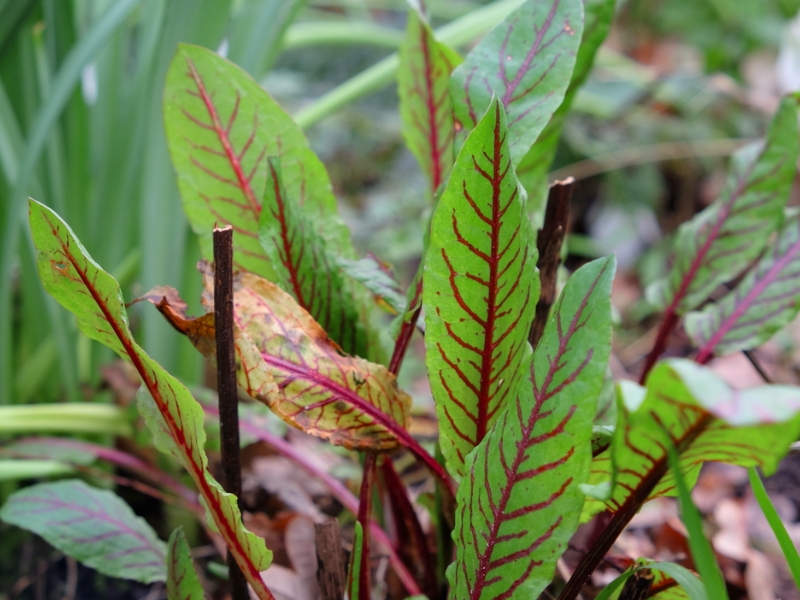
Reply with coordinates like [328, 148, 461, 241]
[6, 1, 800, 599]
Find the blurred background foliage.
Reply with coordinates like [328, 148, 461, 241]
[3, 0, 800, 410]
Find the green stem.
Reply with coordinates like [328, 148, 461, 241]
[294, 0, 525, 129]
[0, 404, 131, 436]
[283, 22, 405, 50]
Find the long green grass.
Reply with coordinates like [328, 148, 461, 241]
[0, 0, 529, 407]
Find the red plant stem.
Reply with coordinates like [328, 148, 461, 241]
[380, 460, 437, 597]
[358, 453, 377, 600]
[389, 279, 423, 375]
[638, 306, 679, 384]
[205, 406, 423, 596]
[214, 226, 248, 600]
[557, 414, 713, 600]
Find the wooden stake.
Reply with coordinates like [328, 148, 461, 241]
[213, 225, 248, 600]
[529, 178, 574, 349]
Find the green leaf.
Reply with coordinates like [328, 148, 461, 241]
[0, 459, 74, 481]
[516, 0, 616, 222]
[583, 360, 800, 522]
[337, 254, 406, 315]
[163, 43, 350, 279]
[748, 467, 800, 590]
[647, 95, 800, 314]
[423, 98, 540, 478]
[686, 215, 800, 361]
[450, 0, 585, 166]
[449, 256, 614, 600]
[670, 447, 729, 600]
[166, 527, 205, 600]
[28, 200, 274, 599]
[0, 480, 166, 583]
[398, 9, 461, 193]
[595, 562, 704, 600]
[648, 562, 702, 600]
[257, 157, 374, 356]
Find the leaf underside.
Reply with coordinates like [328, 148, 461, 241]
[648, 95, 800, 314]
[424, 98, 540, 478]
[686, 215, 800, 360]
[516, 0, 616, 222]
[449, 256, 615, 600]
[0, 480, 166, 584]
[27, 200, 273, 599]
[450, 0, 585, 166]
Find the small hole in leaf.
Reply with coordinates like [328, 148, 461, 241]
[55, 262, 66, 270]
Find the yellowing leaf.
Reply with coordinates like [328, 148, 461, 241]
[148, 262, 412, 452]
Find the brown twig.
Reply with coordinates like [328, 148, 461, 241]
[213, 226, 247, 600]
[619, 567, 654, 600]
[530, 178, 574, 349]
[315, 519, 347, 600]
[743, 349, 772, 384]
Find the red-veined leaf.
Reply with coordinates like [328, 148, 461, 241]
[450, 0, 584, 166]
[582, 360, 800, 523]
[164, 44, 349, 275]
[449, 256, 614, 600]
[423, 98, 540, 478]
[28, 200, 275, 600]
[166, 527, 205, 600]
[0, 480, 166, 583]
[337, 254, 406, 315]
[647, 95, 800, 314]
[149, 263, 410, 452]
[516, 0, 616, 221]
[215, 267, 412, 451]
[257, 157, 374, 357]
[164, 44, 376, 357]
[398, 8, 461, 193]
[148, 268, 454, 494]
[687, 215, 800, 362]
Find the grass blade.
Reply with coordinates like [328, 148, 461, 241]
[669, 446, 728, 599]
[748, 467, 800, 589]
[0, 0, 143, 404]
